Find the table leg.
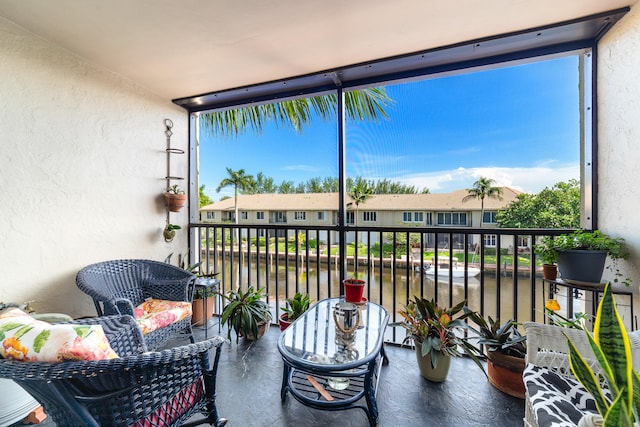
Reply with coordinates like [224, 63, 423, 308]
[203, 296, 209, 339]
[363, 360, 379, 427]
[280, 363, 290, 402]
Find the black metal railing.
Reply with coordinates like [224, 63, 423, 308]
[189, 223, 633, 344]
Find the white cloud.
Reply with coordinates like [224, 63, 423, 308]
[398, 163, 579, 194]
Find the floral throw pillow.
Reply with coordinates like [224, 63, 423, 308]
[133, 299, 192, 335]
[0, 308, 119, 362]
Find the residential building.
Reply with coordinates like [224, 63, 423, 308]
[200, 188, 523, 247]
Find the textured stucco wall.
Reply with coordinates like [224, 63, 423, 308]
[0, 18, 190, 317]
[598, 4, 640, 291]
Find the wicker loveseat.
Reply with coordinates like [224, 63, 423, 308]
[0, 315, 228, 427]
[76, 259, 197, 350]
[523, 321, 640, 427]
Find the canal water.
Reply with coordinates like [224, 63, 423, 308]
[206, 254, 581, 328]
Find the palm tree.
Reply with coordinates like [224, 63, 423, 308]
[347, 179, 374, 272]
[216, 168, 255, 224]
[200, 88, 393, 137]
[462, 177, 503, 227]
[348, 178, 374, 227]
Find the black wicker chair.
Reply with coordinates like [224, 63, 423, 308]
[0, 315, 228, 427]
[76, 259, 196, 350]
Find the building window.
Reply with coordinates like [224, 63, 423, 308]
[317, 211, 325, 221]
[274, 211, 287, 223]
[294, 211, 306, 221]
[484, 234, 497, 247]
[240, 211, 248, 220]
[206, 212, 215, 220]
[426, 212, 432, 225]
[346, 212, 355, 225]
[403, 211, 424, 223]
[223, 212, 234, 222]
[362, 211, 377, 222]
[437, 212, 467, 226]
[518, 236, 529, 248]
[482, 211, 497, 224]
[256, 211, 264, 220]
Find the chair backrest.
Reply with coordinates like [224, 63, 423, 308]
[76, 259, 195, 316]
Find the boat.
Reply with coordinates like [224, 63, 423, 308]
[422, 262, 481, 278]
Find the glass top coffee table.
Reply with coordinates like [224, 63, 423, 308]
[277, 298, 389, 426]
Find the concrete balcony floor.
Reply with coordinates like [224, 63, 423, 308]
[202, 319, 524, 427]
[14, 319, 524, 427]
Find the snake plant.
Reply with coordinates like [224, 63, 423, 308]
[566, 283, 640, 426]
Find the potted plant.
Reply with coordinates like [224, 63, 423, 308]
[392, 296, 484, 382]
[554, 230, 630, 285]
[343, 278, 365, 303]
[533, 236, 558, 280]
[164, 184, 187, 212]
[566, 283, 639, 426]
[279, 292, 311, 331]
[191, 284, 217, 327]
[220, 287, 272, 343]
[465, 311, 527, 398]
[163, 223, 181, 242]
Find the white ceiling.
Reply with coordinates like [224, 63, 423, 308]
[0, 0, 636, 102]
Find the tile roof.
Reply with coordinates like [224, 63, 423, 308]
[200, 187, 522, 211]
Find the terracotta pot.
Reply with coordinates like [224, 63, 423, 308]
[279, 313, 293, 331]
[240, 321, 270, 341]
[343, 279, 365, 303]
[542, 264, 558, 280]
[191, 296, 214, 326]
[164, 192, 187, 212]
[487, 351, 526, 399]
[415, 344, 451, 382]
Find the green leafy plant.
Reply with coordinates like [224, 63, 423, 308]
[220, 287, 272, 343]
[555, 229, 631, 285]
[544, 305, 589, 329]
[194, 286, 217, 300]
[533, 236, 558, 265]
[391, 296, 484, 371]
[566, 283, 640, 426]
[164, 252, 202, 274]
[163, 223, 181, 242]
[464, 312, 526, 359]
[166, 184, 185, 195]
[555, 230, 628, 258]
[280, 292, 311, 322]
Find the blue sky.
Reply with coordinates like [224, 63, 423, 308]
[200, 55, 580, 200]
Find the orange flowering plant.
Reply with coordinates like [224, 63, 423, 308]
[544, 298, 588, 329]
[392, 296, 484, 371]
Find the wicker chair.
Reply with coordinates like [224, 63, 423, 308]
[523, 322, 640, 427]
[0, 315, 228, 427]
[76, 259, 196, 350]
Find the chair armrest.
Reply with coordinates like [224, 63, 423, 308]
[141, 277, 194, 302]
[64, 315, 147, 356]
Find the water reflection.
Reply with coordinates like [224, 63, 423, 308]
[210, 255, 547, 332]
